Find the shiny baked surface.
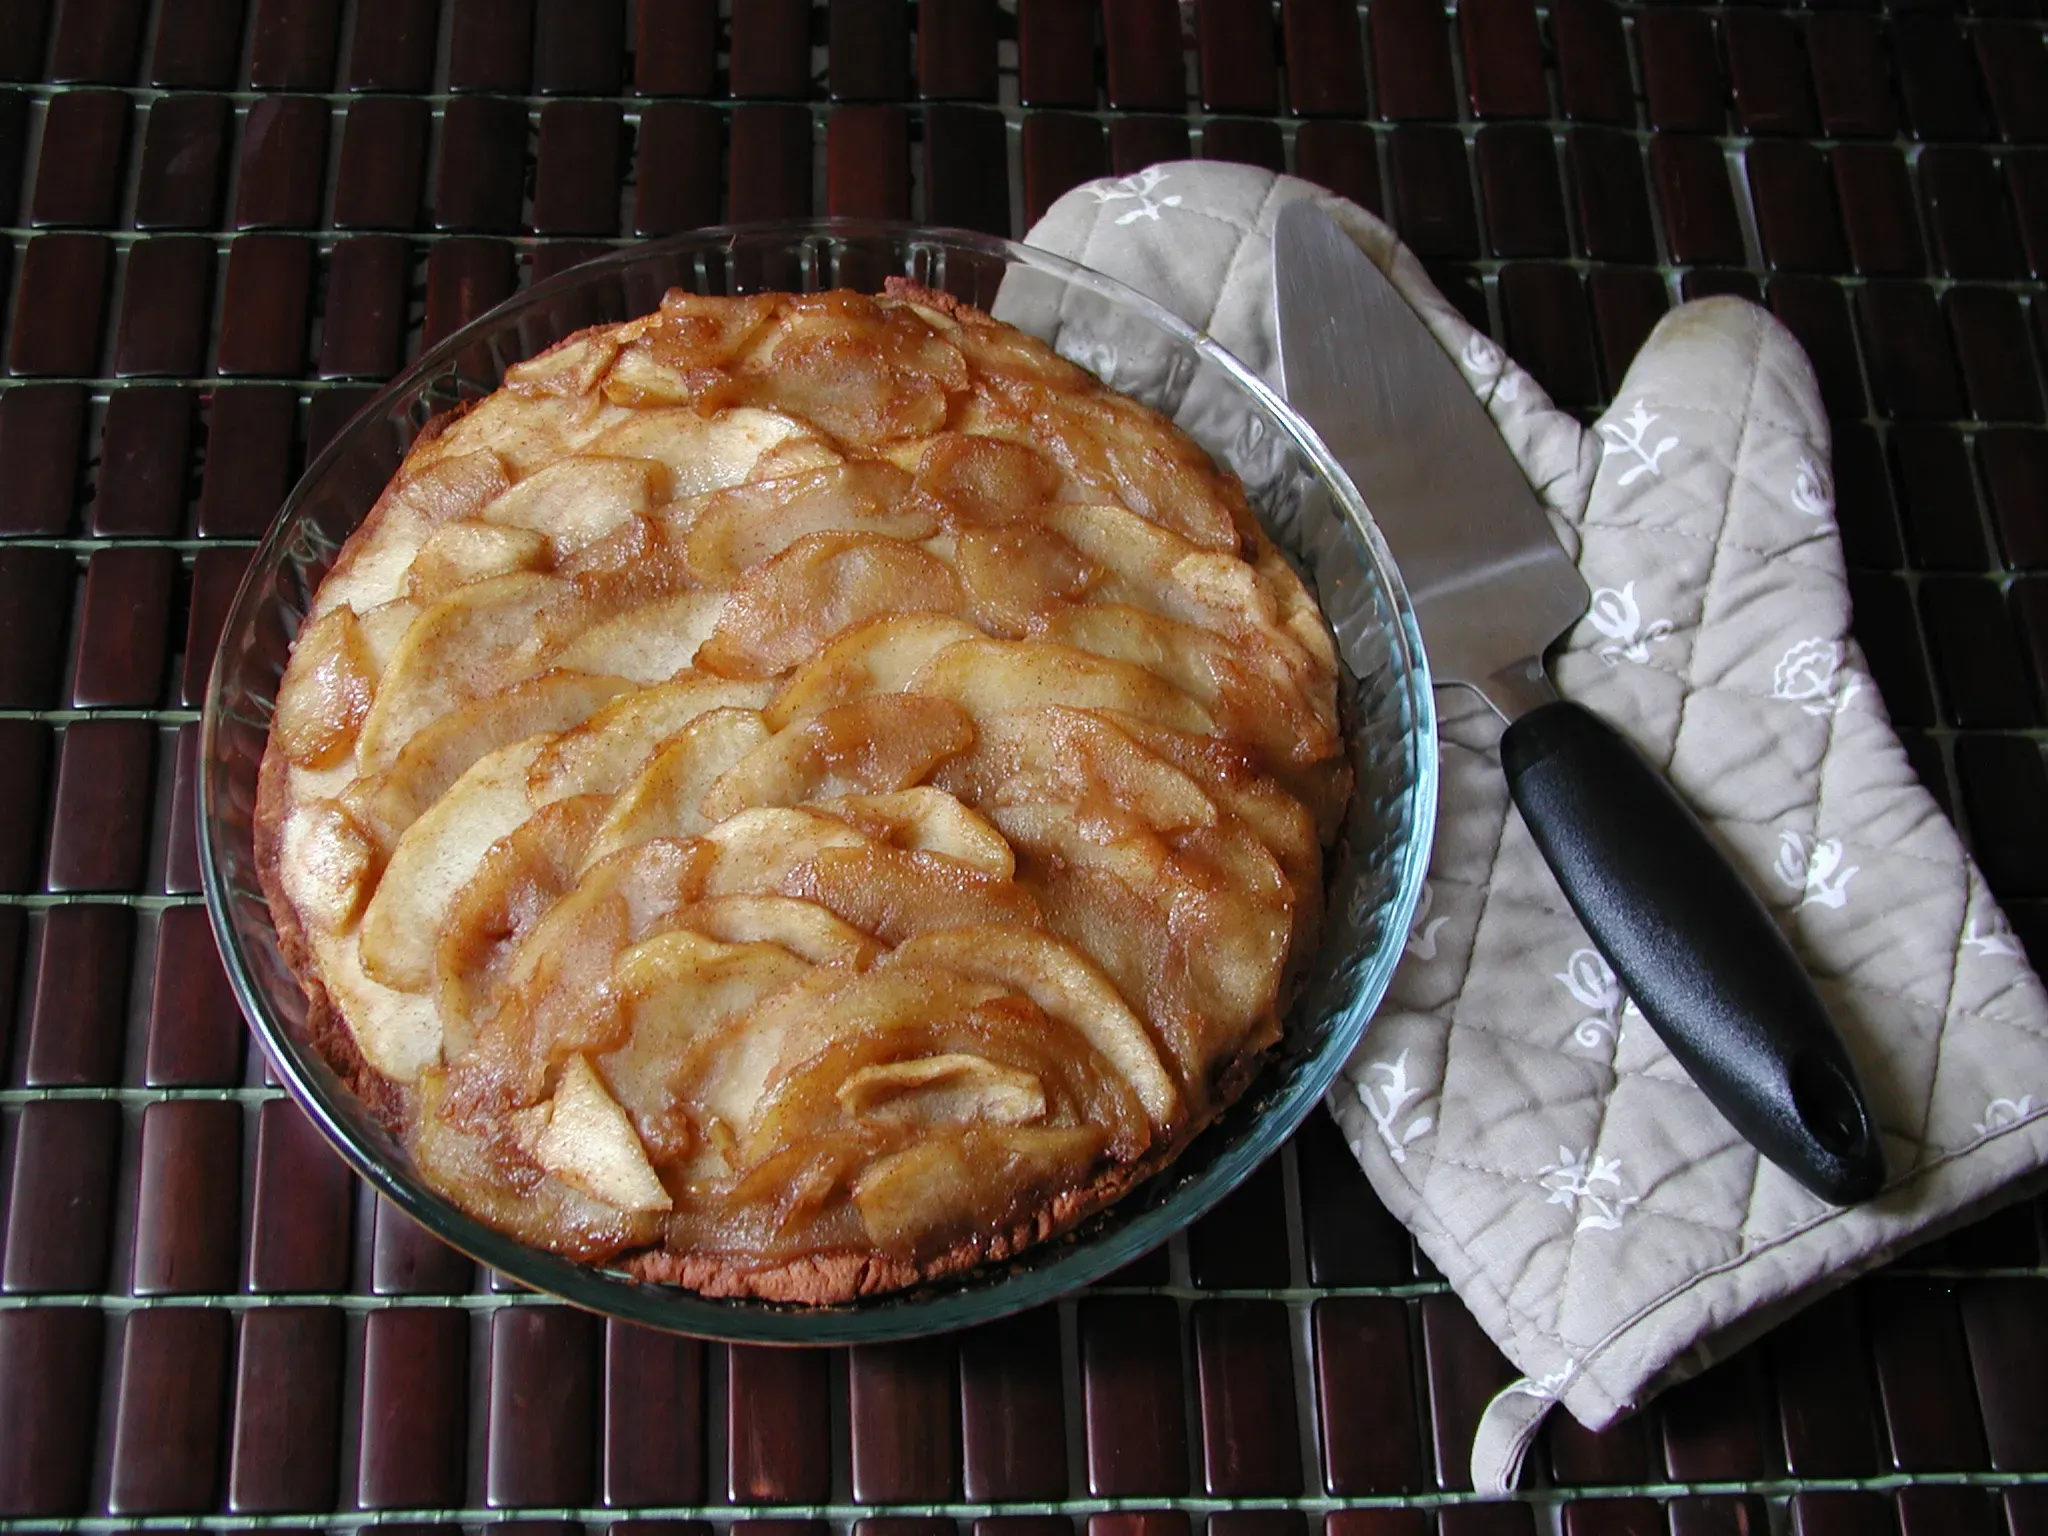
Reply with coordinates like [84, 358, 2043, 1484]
[260, 281, 1348, 1301]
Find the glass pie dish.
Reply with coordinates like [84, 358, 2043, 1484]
[199, 222, 1436, 1341]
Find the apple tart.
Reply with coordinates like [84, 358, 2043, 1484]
[257, 279, 1350, 1301]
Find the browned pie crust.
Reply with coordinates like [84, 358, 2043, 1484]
[257, 280, 1347, 1303]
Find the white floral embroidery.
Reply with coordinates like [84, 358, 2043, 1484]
[1404, 880, 1449, 961]
[1774, 830, 1860, 910]
[1086, 166, 1183, 224]
[1974, 1096, 2034, 1137]
[1537, 1147, 1640, 1232]
[1772, 637, 1861, 717]
[1597, 401, 1678, 487]
[1457, 332, 1521, 402]
[1792, 456, 1833, 519]
[1586, 582, 1674, 666]
[1356, 1050, 1435, 1163]
[1555, 947, 1627, 1050]
[1964, 914, 2025, 959]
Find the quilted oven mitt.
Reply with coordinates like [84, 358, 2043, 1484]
[1025, 163, 2048, 1491]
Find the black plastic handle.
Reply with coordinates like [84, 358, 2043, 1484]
[1500, 699, 1886, 1206]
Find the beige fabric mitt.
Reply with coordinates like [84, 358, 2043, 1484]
[1025, 163, 2048, 1492]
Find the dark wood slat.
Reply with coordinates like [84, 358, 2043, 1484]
[1748, 142, 1847, 273]
[31, 87, 129, 225]
[850, 1337, 960, 1502]
[534, 0, 622, 93]
[1670, 1496, 1771, 1536]
[1869, 1278, 1992, 1471]
[435, 94, 529, 232]
[1018, 0, 1097, 107]
[1789, 1491, 1897, 1536]
[1021, 111, 1107, 226]
[45, 718, 154, 891]
[830, 0, 909, 100]
[372, 1194, 475, 1293]
[1959, 1278, 2048, 1469]
[1975, 19, 2048, 144]
[1921, 577, 2037, 726]
[449, 0, 533, 89]
[1548, 1409, 1651, 1487]
[0, 547, 71, 707]
[150, 0, 246, 86]
[1192, 1299, 1300, 1496]
[1370, 0, 1457, 119]
[1948, 287, 2044, 422]
[635, 101, 722, 234]
[346, 0, 436, 89]
[488, 1306, 600, 1506]
[422, 237, 517, 347]
[1649, 136, 1745, 267]
[1420, 1294, 1516, 1491]
[1660, 1353, 1773, 1482]
[107, 1307, 231, 1513]
[1188, 1153, 1289, 1287]
[1201, 118, 1284, 173]
[334, 97, 430, 229]
[1897, 1486, 2001, 1536]
[1723, 9, 1817, 137]
[20, 905, 131, 1085]
[115, 235, 215, 376]
[959, 1306, 1067, 1500]
[1295, 1109, 1411, 1285]
[1552, 0, 1631, 125]
[1571, 128, 1655, 263]
[828, 105, 910, 217]
[247, 0, 341, 86]
[1326, 1514, 1429, 1536]
[1957, 734, 2048, 900]
[358, 1307, 471, 1508]
[93, 386, 192, 535]
[1388, 125, 1480, 258]
[1637, 9, 1725, 131]
[135, 93, 229, 227]
[1103, 0, 1185, 110]
[729, 103, 814, 222]
[1984, 429, 2048, 567]
[604, 1322, 706, 1505]
[1293, 120, 1381, 214]
[1561, 1500, 1662, 1536]
[919, 0, 997, 100]
[9, 233, 110, 376]
[132, 1098, 242, 1295]
[533, 100, 623, 234]
[217, 233, 314, 375]
[182, 548, 254, 709]
[304, 382, 374, 460]
[1807, 14, 1897, 140]
[635, 0, 717, 95]
[320, 234, 412, 379]
[1834, 422, 1908, 572]
[1080, 1296, 1189, 1496]
[729, 0, 813, 98]
[1921, 147, 2025, 280]
[0, 722, 52, 892]
[1849, 571, 1935, 730]
[1478, 123, 1569, 257]
[727, 1345, 835, 1502]
[1894, 13, 1989, 142]
[1281, 0, 1367, 116]
[1439, 1508, 1538, 1536]
[1109, 116, 1191, 176]
[234, 95, 329, 229]
[1858, 283, 1967, 422]
[147, 901, 245, 1083]
[0, 0, 46, 80]
[2, 1100, 120, 1293]
[0, 384, 82, 534]
[196, 388, 294, 539]
[228, 1307, 343, 1512]
[1770, 1291, 1884, 1477]
[1460, 0, 1546, 118]
[1197, 0, 1278, 113]
[1588, 268, 1669, 398]
[247, 1098, 354, 1291]
[49, 0, 147, 81]
[0, 1308, 103, 1514]
[1834, 146, 1925, 277]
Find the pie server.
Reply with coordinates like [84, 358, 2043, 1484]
[1273, 200, 1886, 1205]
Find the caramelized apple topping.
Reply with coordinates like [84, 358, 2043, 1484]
[265, 281, 1347, 1298]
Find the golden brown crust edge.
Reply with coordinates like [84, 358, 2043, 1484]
[252, 296, 1314, 1307]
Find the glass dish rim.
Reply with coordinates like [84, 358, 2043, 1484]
[199, 218, 1438, 1342]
